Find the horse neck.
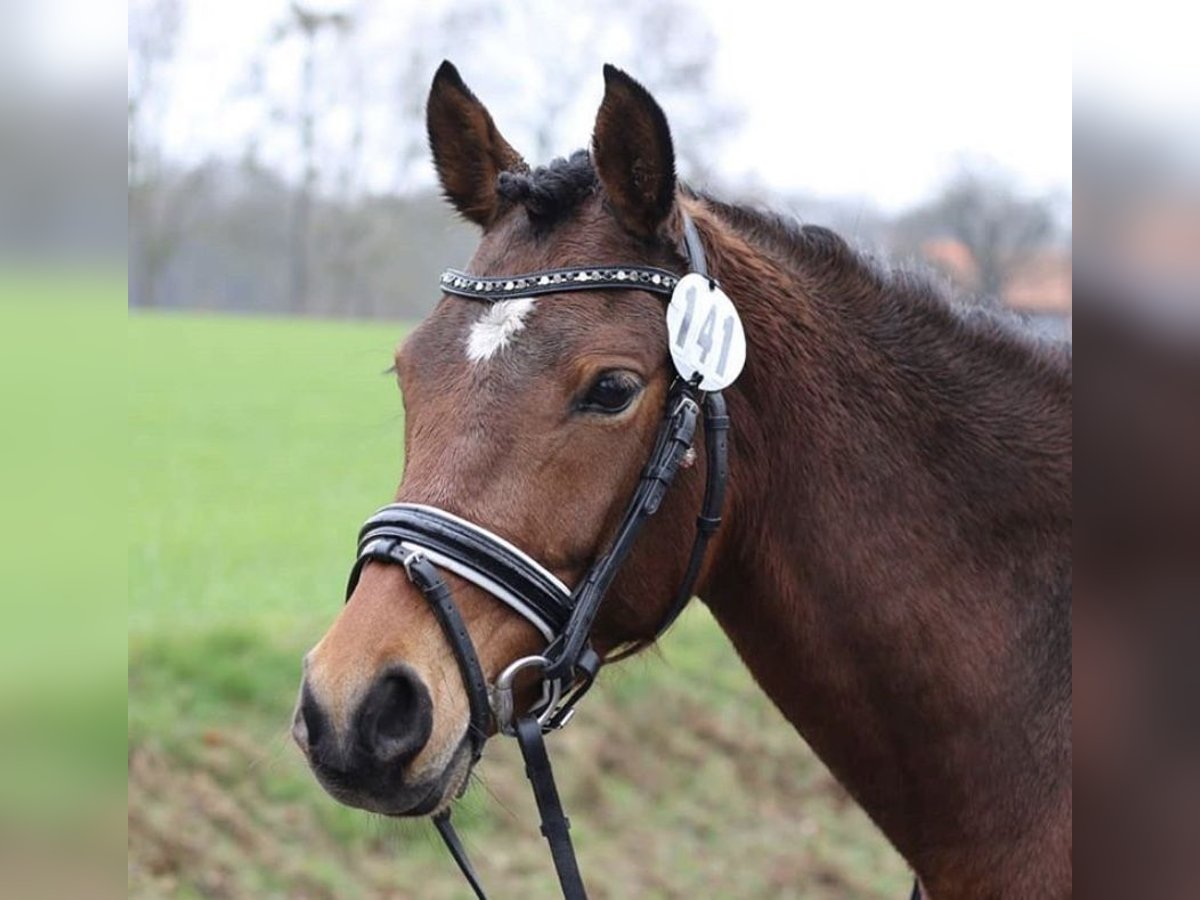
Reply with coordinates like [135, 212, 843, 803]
[689, 202, 1072, 893]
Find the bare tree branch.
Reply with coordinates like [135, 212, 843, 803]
[894, 165, 1060, 303]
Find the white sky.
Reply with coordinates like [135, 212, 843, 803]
[705, 0, 1073, 208]
[1075, 0, 1200, 157]
[3, 0, 124, 88]
[137, 0, 1091, 211]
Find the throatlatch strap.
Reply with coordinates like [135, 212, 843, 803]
[516, 716, 588, 900]
[433, 813, 487, 900]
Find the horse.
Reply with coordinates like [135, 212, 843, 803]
[292, 61, 1072, 898]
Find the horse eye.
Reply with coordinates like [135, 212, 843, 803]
[578, 371, 642, 415]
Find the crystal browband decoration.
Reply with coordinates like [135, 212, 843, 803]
[439, 265, 680, 301]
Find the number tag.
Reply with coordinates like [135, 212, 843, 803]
[665, 273, 746, 391]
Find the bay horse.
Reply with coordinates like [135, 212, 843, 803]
[293, 62, 1072, 898]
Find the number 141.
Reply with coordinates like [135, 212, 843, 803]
[675, 286, 735, 378]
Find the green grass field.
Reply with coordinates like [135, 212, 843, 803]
[128, 310, 909, 898]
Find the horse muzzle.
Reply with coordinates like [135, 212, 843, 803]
[291, 664, 470, 817]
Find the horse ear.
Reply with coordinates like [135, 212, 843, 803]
[592, 64, 677, 240]
[426, 61, 527, 227]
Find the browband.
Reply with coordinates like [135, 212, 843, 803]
[439, 265, 680, 302]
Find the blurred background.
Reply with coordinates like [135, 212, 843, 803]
[126, 0, 1072, 334]
[1074, 7, 1200, 899]
[0, 2, 124, 898]
[122, 2, 1074, 897]
[30, 0, 1200, 896]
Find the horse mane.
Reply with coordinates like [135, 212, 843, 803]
[494, 150, 1069, 374]
[697, 192, 1070, 365]
[497, 149, 597, 225]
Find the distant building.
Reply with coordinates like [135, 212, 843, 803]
[1003, 251, 1073, 340]
[919, 238, 1072, 341]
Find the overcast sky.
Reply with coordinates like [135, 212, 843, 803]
[26, 0, 1200, 209]
[703, 0, 1073, 208]
[121, 0, 1188, 214]
[126, 0, 1086, 211]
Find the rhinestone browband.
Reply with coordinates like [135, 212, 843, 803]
[439, 265, 680, 302]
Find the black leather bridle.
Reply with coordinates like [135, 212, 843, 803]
[343, 212, 729, 899]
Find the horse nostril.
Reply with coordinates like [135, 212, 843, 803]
[296, 682, 328, 754]
[359, 665, 432, 766]
[375, 674, 418, 742]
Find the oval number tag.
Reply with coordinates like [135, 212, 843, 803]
[665, 273, 746, 391]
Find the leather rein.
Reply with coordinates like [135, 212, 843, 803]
[344, 211, 725, 899]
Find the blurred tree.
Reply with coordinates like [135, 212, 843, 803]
[128, 0, 181, 185]
[270, 3, 356, 312]
[624, 0, 738, 182]
[129, 0, 184, 306]
[894, 165, 1061, 302]
[401, 0, 740, 183]
[205, 0, 739, 317]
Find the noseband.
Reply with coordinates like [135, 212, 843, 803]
[344, 212, 729, 898]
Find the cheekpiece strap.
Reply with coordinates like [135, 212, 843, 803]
[681, 210, 709, 278]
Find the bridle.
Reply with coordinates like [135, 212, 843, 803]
[342, 211, 925, 900]
[343, 211, 729, 899]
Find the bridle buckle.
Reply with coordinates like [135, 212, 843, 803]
[400, 547, 427, 580]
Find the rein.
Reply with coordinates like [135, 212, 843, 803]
[344, 211, 727, 898]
